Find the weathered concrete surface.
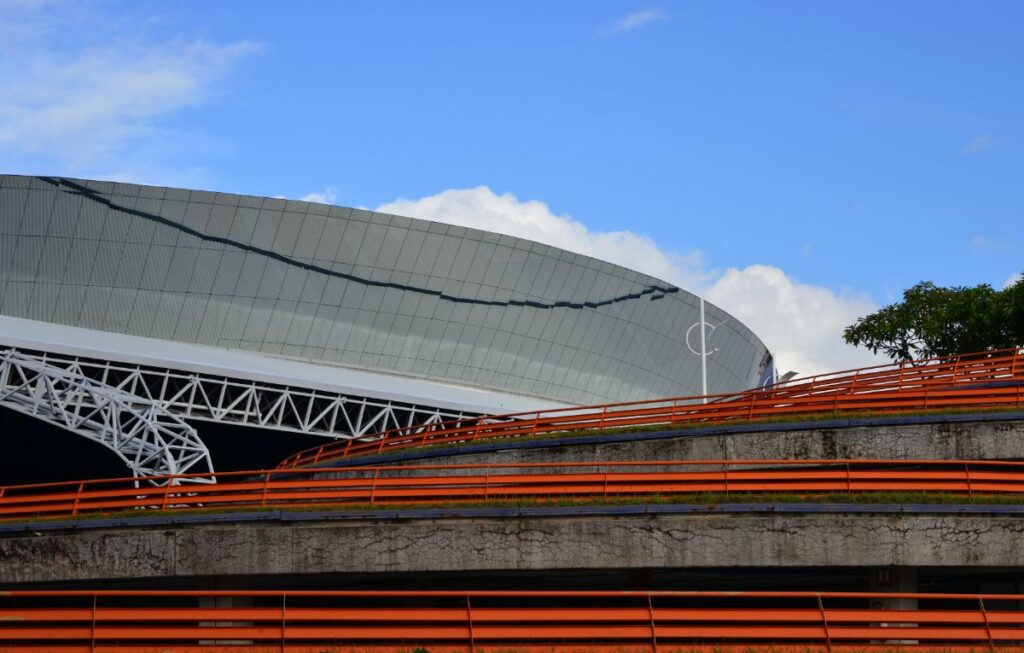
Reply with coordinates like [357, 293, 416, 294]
[361, 419, 1024, 473]
[3, 512, 1024, 585]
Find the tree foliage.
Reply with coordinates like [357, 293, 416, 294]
[843, 276, 1024, 362]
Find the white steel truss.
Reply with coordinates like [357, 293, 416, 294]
[0, 346, 474, 444]
[0, 349, 213, 485]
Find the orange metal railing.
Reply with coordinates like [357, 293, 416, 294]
[2, 459, 1023, 521]
[279, 348, 1024, 467]
[2, 589, 1024, 651]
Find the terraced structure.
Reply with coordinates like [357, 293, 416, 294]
[0, 348, 1023, 650]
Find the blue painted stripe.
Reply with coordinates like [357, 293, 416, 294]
[4, 501, 1023, 535]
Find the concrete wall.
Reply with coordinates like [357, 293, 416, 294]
[349, 418, 1024, 474]
[3, 511, 1023, 585]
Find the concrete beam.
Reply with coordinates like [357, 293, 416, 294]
[3, 511, 1024, 585]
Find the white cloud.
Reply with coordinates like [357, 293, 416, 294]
[0, 4, 260, 176]
[600, 9, 666, 37]
[969, 234, 1015, 255]
[969, 234, 993, 253]
[300, 187, 339, 205]
[1006, 273, 1023, 289]
[704, 266, 880, 376]
[964, 133, 992, 154]
[379, 187, 714, 291]
[377, 186, 884, 377]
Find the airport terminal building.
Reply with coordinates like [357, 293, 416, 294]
[0, 174, 773, 481]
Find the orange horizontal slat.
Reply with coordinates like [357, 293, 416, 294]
[280, 347, 1021, 464]
[9, 460, 1024, 519]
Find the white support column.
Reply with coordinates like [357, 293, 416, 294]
[699, 298, 708, 403]
[686, 298, 718, 402]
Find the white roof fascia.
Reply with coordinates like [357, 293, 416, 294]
[0, 316, 571, 415]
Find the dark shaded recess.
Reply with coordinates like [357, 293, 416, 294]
[38, 176, 679, 310]
[0, 407, 126, 485]
[194, 419, 327, 474]
[8, 568, 1024, 602]
[0, 406, 326, 485]
[0, 565, 866, 592]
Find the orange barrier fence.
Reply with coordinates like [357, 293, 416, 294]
[279, 348, 1024, 467]
[3, 459, 1023, 520]
[1, 589, 1024, 651]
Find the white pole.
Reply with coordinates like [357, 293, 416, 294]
[699, 297, 708, 403]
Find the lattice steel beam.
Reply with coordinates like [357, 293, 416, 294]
[0, 346, 475, 442]
[0, 350, 213, 485]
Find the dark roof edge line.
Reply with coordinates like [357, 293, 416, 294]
[38, 176, 680, 311]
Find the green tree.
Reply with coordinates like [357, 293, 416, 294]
[843, 275, 1024, 362]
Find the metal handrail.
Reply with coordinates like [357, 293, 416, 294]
[4, 459, 1024, 521]
[279, 347, 1024, 467]
[0, 588, 1020, 650]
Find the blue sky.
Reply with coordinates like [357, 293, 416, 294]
[1, 0, 1021, 373]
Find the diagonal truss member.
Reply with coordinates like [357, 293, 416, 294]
[0, 347, 473, 441]
[0, 349, 213, 485]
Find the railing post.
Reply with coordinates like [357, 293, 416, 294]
[343, 439, 353, 457]
[161, 481, 173, 510]
[723, 462, 730, 496]
[261, 471, 271, 507]
[647, 593, 658, 653]
[91, 593, 98, 653]
[817, 594, 832, 653]
[466, 594, 475, 653]
[979, 597, 995, 652]
[281, 594, 287, 653]
[965, 462, 973, 496]
[1017, 348, 1023, 407]
[846, 462, 852, 495]
[598, 405, 608, 430]
[369, 468, 380, 504]
[72, 481, 84, 517]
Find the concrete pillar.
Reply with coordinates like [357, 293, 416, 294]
[199, 596, 254, 645]
[869, 567, 918, 610]
[868, 567, 918, 644]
